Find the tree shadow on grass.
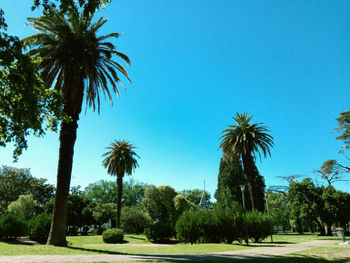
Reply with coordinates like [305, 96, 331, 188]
[126, 235, 146, 241]
[66, 245, 126, 255]
[0, 238, 39, 246]
[120, 254, 349, 262]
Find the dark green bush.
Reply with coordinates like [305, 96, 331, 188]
[176, 209, 201, 244]
[215, 206, 244, 244]
[246, 210, 270, 242]
[94, 226, 107, 235]
[198, 210, 221, 243]
[102, 228, 124, 243]
[121, 206, 151, 234]
[27, 213, 51, 243]
[0, 212, 26, 239]
[144, 221, 173, 243]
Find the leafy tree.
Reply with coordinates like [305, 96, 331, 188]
[267, 191, 290, 231]
[32, 0, 111, 13]
[143, 185, 178, 226]
[219, 113, 273, 210]
[122, 179, 146, 207]
[23, 6, 130, 245]
[102, 140, 139, 228]
[92, 202, 116, 228]
[66, 193, 94, 235]
[288, 178, 325, 235]
[0, 166, 55, 215]
[85, 180, 117, 204]
[335, 111, 350, 153]
[179, 189, 212, 210]
[7, 194, 37, 220]
[315, 159, 348, 186]
[215, 156, 250, 208]
[0, 10, 64, 160]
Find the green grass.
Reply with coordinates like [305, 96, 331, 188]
[0, 232, 345, 259]
[261, 232, 340, 244]
[0, 234, 248, 255]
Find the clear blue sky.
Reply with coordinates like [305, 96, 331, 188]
[1, 0, 349, 197]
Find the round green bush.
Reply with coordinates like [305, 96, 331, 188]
[121, 206, 151, 234]
[144, 221, 173, 243]
[27, 213, 51, 243]
[0, 212, 26, 239]
[102, 228, 124, 243]
[246, 210, 270, 242]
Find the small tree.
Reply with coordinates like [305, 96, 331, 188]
[7, 194, 37, 220]
[102, 140, 139, 228]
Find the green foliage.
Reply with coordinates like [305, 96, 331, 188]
[85, 179, 146, 207]
[143, 185, 178, 225]
[179, 189, 212, 210]
[67, 193, 94, 235]
[32, 0, 111, 14]
[102, 228, 124, 243]
[336, 111, 350, 152]
[246, 210, 270, 243]
[218, 112, 273, 211]
[175, 209, 201, 244]
[92, 202, 116, 227]
[0, 166, 55, 215]
[215, 156, 247, 207]
[120, 206, 151, 234]
[7, 194, 37, 220]
[93, 226, 106, 235]
[0, 213, 26, 239]
[144, 221, 173, 243]
[0, 10, 64, 160]
[27, 213, 51, 243]
[175, 202, 243, 244]
[268, 192, 290, 231]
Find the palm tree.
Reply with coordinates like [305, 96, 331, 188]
[102, 140, 139, 228]
[219, 112, 273, 210]
[22, 7, 130, 246]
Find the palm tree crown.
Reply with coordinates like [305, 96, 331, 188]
[23, 7, 130, 113]
[102, 140, 139, 177]
[219, 112, 274, 160]
[219, 112, 273, 211]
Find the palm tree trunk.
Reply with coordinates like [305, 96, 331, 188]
[116, 176, 123, 228]
[47, 86, 84, 246]
[241, 154, 256, 210]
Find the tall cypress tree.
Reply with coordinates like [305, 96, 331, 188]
[215, 155, 265, 212]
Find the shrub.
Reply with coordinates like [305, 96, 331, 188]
[215, 206, 244, 244]
[144, 221, 173, 243]
[121, 206, 151, 234]
[27, 213, 51, 243]
[176, 209, 201, 244]
[197, 210, 221, 243]
[0, 212, 26, 239]
[102, 228, 124, 243]
[246, 210, 270, 242]
[94, 226, 107, 235]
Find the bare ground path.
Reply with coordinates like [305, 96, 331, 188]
[0, 240, 338, 263]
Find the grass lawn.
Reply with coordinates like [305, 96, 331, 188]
[0, 232, 346, 263]
[261, 232, 340, 244]
[0, 234, 248, 255]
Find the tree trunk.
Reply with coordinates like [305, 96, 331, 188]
[116, 176, 123, 228]
[241, 154, 256, 210]
[47, 85, 84, 246]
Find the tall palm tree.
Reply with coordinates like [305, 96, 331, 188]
[219, 112, 273, 210]
[102, 140, 139, 228]
[22, 7, 130, 246]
